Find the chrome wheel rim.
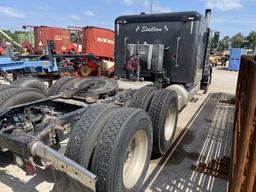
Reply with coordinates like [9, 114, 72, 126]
[122, 130, 148, 189]
[164, 105, 176, 141]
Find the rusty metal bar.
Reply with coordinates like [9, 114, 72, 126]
[30, 141, 97, 191]
[243, 123, 256, 192]
[230, 70, 241, 186]
[233, 62, 256, 192]
[229, 55, 256, 192]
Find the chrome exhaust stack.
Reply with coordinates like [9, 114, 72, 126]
[205, 9, 211, 27]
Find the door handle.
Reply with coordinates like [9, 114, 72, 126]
[175, 37, 181, 67]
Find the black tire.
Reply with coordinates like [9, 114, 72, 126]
[52, 104, 120, 192]
[148, 89, 178, 155]
[0, 88, 47, 109]
[129, 86, 156, 111]
[12, 77, 48, 95]
[66, 103, 120, 166]
[201, 67, 212, 94]
[48, 77, 76, 96]
[91, 108, 153, 192]
[203, 84, 209, 94]
[0, 86, 23, 104]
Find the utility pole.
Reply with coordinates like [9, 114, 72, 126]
[150, 0, 153, 13]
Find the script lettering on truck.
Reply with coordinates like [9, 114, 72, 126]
[135, 25, 169, 32]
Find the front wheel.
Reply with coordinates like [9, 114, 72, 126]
[201, 65, 212, 93]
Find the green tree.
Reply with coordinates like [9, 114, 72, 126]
[230, 33, 245, 48]
[217, 36, 230, 51]
[0, 30, 19, 43]
[246, 31, 256, 49]
[211, 31, 220, 50]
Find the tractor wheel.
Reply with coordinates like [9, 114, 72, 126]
[129, 86, 157, 111]
[12, 76, 48, 95]
[148, 89, 178, 155]
[48, 77, 76, 96]
[91, 108, 153, 192]
[52, 104, 120, 192]
[0, 88, 47, 109]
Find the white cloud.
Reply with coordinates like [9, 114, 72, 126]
[205, 0, 243, 11]
[70, 14, 81, 20]
[0, 6, 26, 18]
[84, 10, 95, 17]
[123, 0, 133, 6]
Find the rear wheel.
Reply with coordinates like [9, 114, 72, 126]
[129, 86, 156, 111]
[52, 104, 120, 192]
[91, 108, 153, 192]
[65, 104, 120, 166]
[148, 89, 178, 155]
[122, 130, 149, 189]
[12, 76, 48, 95]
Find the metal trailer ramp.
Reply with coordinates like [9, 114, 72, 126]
[142, 93, 234, 192]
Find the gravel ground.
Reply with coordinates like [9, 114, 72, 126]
[210, 66, 238, 94]
[0, 66, 238, 192]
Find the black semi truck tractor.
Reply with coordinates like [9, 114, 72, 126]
[0, 9, 212, 192]
[115, 9, 212, 110]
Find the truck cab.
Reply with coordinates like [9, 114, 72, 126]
[114, 10, 212, 92]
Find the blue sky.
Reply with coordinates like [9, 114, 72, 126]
[0, 0, 255, 38]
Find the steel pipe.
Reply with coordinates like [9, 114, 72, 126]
[30, 141, 97, 191]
